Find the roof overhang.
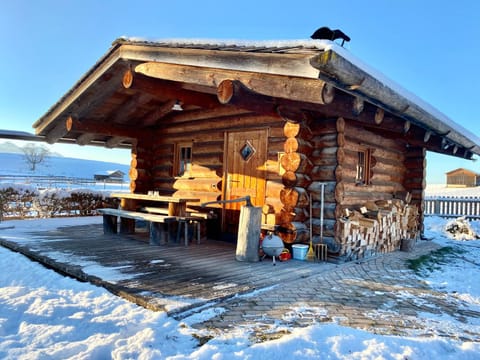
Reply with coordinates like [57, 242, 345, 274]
[32, 38, 480, 160]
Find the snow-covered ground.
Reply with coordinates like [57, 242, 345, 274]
[425, 184, 480, 197]
[0, 216, 479, 359]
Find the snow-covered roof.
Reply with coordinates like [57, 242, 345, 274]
[32, 37, 480, 158]
[114, 37, 480, 156]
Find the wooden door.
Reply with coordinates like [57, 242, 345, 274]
[223, 129, 268, 234]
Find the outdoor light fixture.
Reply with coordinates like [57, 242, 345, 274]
[172, 100, 183, 111]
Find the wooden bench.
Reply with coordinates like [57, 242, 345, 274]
[140, 206, 170, 215]
[98, 208, 176, 245]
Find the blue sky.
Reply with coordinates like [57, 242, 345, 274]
[1, 0, 479, 184]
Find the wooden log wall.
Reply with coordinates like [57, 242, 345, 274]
[129, 142, 153, 193]
[403, 146, 426, 235]
[308, 118, 340, 248]
[140, 113, 283, 210]
[332, 119, 421, 261]
[277, 120, 313, 243]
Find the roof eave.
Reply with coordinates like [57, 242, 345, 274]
[310, 50, 480, 158]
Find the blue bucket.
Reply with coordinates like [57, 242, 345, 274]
[292, 244, 309, 260]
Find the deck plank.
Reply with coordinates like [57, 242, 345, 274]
[0, 223, 329, 314]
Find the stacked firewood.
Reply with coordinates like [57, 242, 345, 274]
[336, 196, 419, 260]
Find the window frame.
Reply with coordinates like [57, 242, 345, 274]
[355, 148, 372, 185]
[174, 142, 193, 178]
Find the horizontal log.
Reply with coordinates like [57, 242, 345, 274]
[278, 221, 309, 244]
[173, 178, 222, 192]
[123, 69, 220, 109]
[217, 79, 279, 116]
[280, 187, 310, 209]
[129, 168, 149, 181]
[310, 165, 337, 182]
[172, 190, 221, 207]
[45, 116, 73, 144]
[282, 171, 312, 188]
[265, 180, 284, 199]
[264, 198, 284, 213]
[311, 218, 336, 237]
[283, 122, 313, 139]
[279, 207, 309, 223]
[283, 137, 313, 154]
[135, 61, 332, 105]
[308, 118, 338, 134]
[311, 201, 337, 220]
[311, 133, 338, 148]
[280, 152, 314, 173]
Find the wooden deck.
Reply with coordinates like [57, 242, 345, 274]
[0, 222, 331, 315]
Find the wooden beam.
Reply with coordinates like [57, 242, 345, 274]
[106, 137, 129, 148]
[112, 92, 153, 124]
[122, 69, 219, 109]
[45, 116, 73, 144]
[216, 79, 279, 116]
[142, 99, 176, 126]
[69, 119, 150, 139]
[76, 133, 97, 146]
[164, 107, 252, 125]
[135, 61, 333, 105]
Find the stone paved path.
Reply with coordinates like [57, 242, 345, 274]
[186, 240, 480, 342]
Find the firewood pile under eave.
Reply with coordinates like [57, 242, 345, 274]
[336, 197, 419, 261]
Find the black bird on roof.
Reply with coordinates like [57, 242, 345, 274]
[311, 26, 350, 46]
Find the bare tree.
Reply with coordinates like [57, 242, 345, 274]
[22, 143, 50, 171]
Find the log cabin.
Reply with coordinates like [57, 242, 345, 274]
[445, 168, 480, 188]
[32, 37, 480, 261]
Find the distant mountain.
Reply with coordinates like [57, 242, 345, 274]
[0, 141, 23, 154]
[0, 152, 129, 179]
[0, 141, 63, 157]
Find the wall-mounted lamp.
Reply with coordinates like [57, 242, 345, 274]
[172, 100, 183, 111]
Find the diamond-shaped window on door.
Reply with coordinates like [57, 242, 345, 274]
[240, 140, 256, 162]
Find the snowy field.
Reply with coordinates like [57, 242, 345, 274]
[0, 216, 479, 359]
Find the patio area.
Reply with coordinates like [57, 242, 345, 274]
[0, 219, 332, 315]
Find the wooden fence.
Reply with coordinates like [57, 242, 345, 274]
[424, 196, 480, 219]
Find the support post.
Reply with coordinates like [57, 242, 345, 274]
[236, 205, 262, 262]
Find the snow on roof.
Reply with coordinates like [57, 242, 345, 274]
[117, 37, 480, 153]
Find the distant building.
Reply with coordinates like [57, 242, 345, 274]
[94, 170, 125, 183]
[445, 168, 480, 187]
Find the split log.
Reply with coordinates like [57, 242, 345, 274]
[279, 207, 309, 223]
[280, 187, 310, 209]
[280, 152, 313, 173]
[279, 221, 309, 244]
[283, 122, 313, 139]
[283, 137, 313, 154]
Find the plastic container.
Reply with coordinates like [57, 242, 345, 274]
[291, 244, 309, 260]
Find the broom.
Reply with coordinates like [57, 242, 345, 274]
[307, 195, 315, 261]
